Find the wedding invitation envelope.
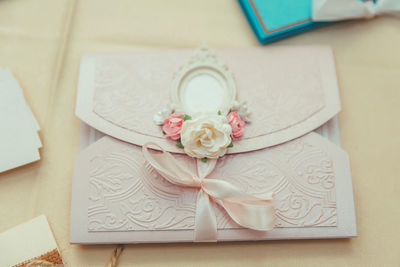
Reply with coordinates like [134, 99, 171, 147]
[0, 216, 63, 266]
[70, 46, 357, 243]
[238, 0, 328, 44]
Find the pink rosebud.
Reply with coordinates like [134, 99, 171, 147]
[227, 111, 245, 138]
[162, 113, 184, 140]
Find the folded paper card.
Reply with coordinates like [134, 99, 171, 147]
[238, 0, 329, 44]
[70, 46, 356, 243]
[0, 215, 63, 266]
[0, 68, 41, 173]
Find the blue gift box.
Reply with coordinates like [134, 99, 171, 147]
[238, 0, 329, 44]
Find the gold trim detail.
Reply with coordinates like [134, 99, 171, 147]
[13, 249, 63, 267]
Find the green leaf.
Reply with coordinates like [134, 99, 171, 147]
[228, 142, 234, 148]
[176, 139, 184, 148]
[201, 157, 208, 163]
[218, 110, 222, 115]
[181, 114, 192, 121]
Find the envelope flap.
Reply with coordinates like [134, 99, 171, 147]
[76, 46, 341, 154]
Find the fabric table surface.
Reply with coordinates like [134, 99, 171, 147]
[0, 0, 399, 266]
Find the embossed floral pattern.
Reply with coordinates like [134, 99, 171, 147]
[91, 51, 326, 145]
[87, 135, 337, 232]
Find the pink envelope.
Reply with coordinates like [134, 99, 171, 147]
[70, 46, 356, 244]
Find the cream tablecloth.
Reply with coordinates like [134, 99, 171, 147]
[0, 0, 399, 266]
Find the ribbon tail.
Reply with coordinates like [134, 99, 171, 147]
[218, 199, 275, 231]
[194, 189, 217, 242]
[203, 179, 275, 231]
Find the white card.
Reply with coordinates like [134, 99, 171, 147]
[0, 216, 63, 266]
[0, 69, 41, 173]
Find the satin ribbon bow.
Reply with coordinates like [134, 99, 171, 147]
[142, 143, 275, 242]
[313, 0, 400, 21]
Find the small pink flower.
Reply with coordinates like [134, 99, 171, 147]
[162, 113, 183, 140]
[227, 111, 245, 138]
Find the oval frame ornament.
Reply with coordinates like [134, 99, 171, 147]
[171, 48, 237, 115]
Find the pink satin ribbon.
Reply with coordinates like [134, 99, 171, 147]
[142, 143, 275, 242]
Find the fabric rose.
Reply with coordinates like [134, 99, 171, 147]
[153, 105, 173, 125]
[162, 113, 183, 140]
[227, 111, 245, 138]
[231, 101, 252, 122]
[180, 115, 232, 159]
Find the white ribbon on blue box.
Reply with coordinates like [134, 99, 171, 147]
[313, 0, 400, 21]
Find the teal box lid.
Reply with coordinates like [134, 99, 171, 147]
[238, 0, 329, 44]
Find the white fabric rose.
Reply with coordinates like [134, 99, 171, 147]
[231, 101, 252, 122]
[181, 114, 232, 159]
[237, 102, 252, 122]
[231, 100, 241, 111]
[153, 105, 173, 125]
